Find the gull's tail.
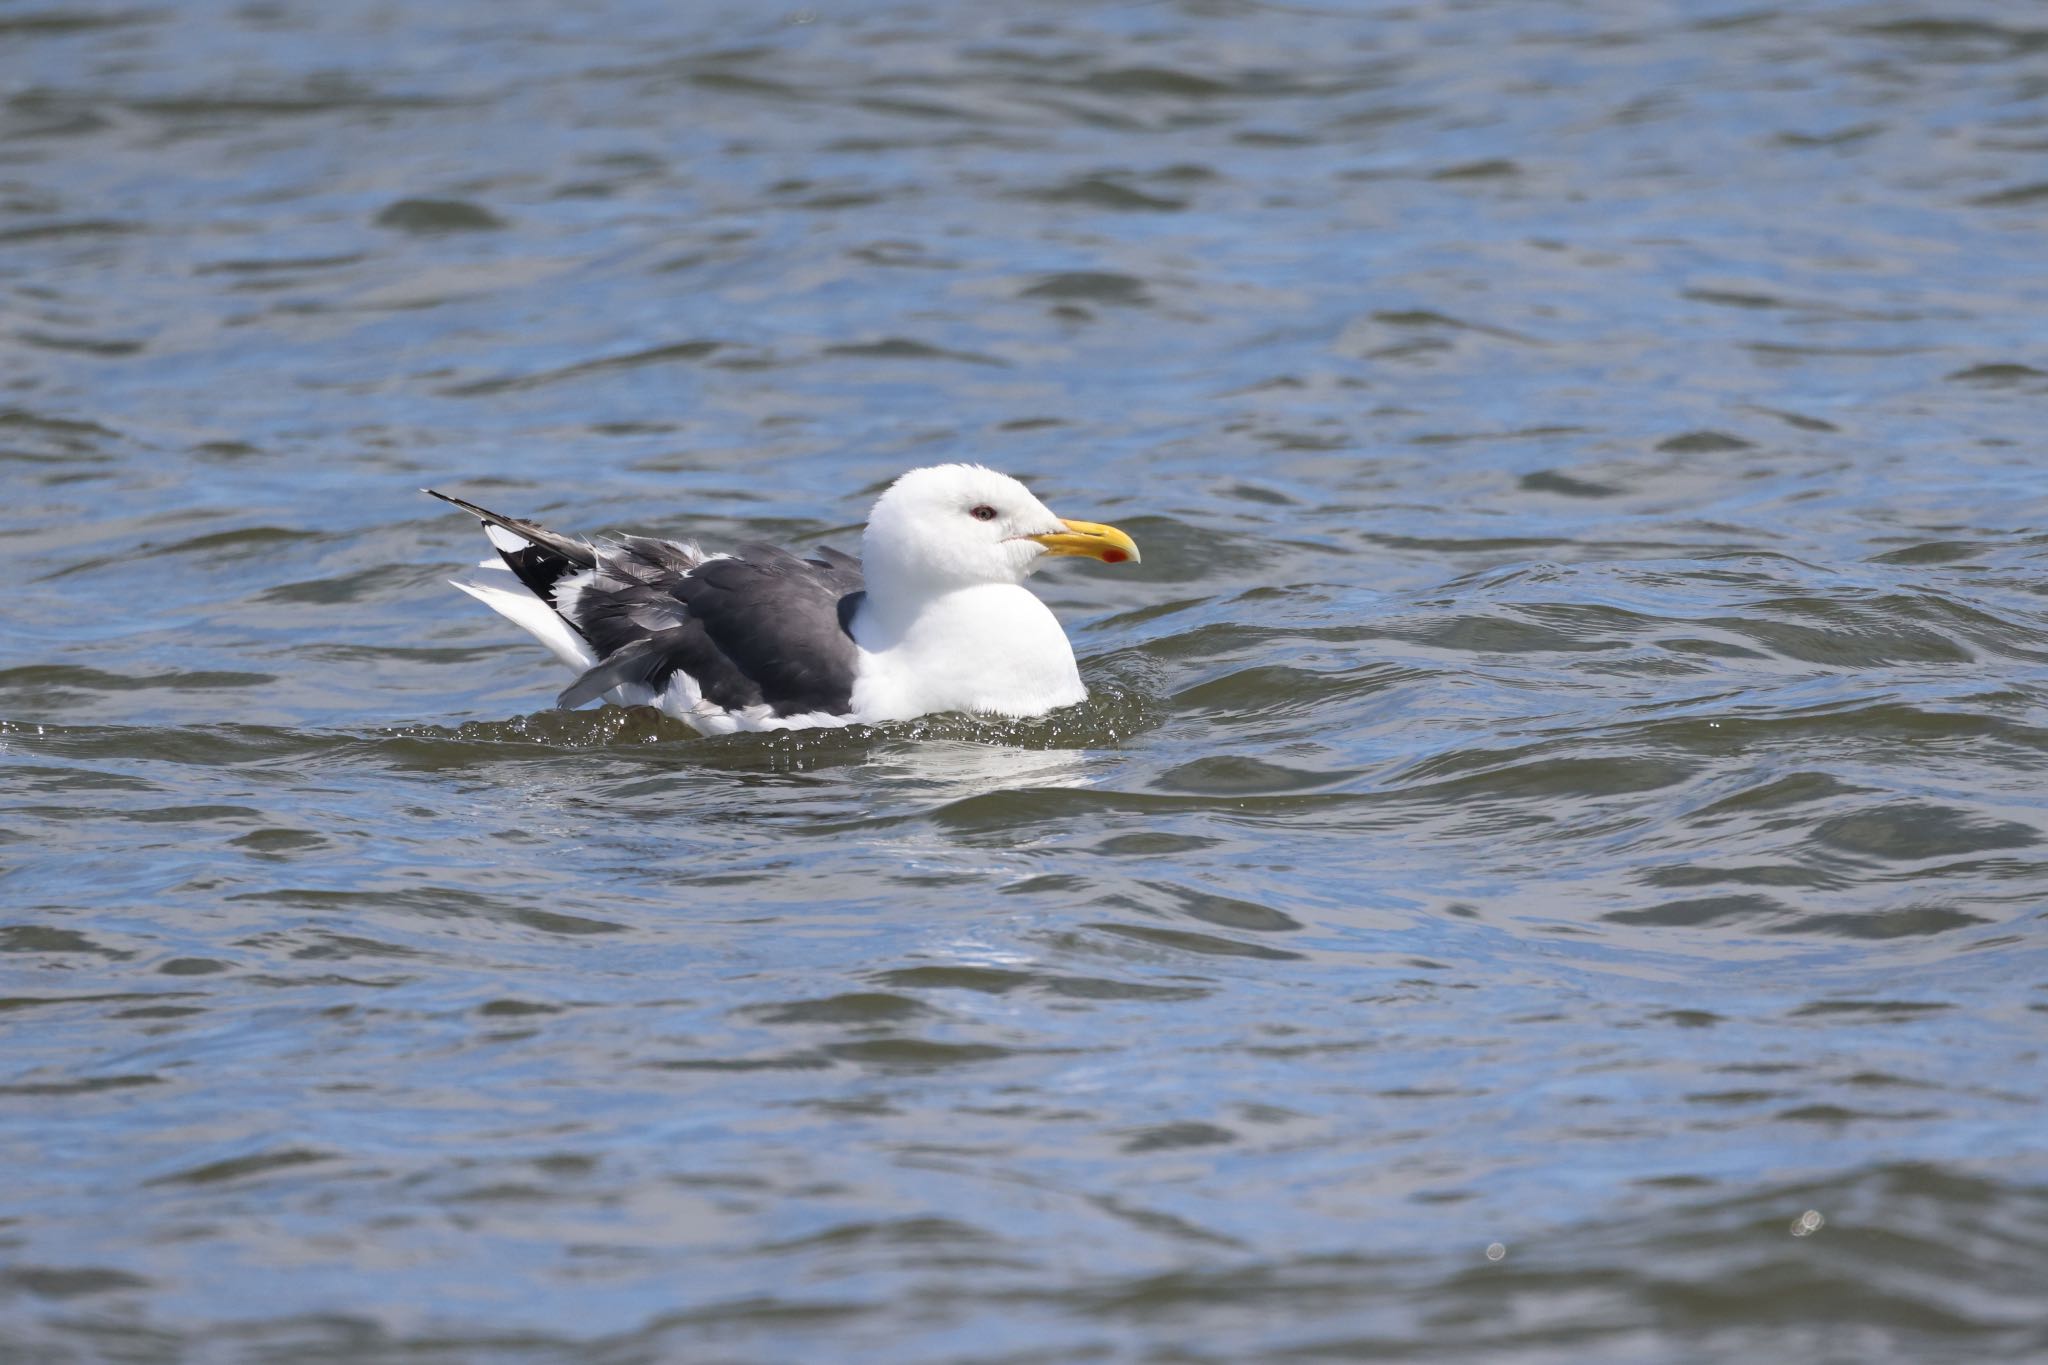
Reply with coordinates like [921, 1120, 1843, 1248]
[426, 488, 599, 672]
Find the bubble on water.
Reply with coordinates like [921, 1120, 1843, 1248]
[1485, 1242, 1506, 1261]
[1790, 1209, 1825, 1237]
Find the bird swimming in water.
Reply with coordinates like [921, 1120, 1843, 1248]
[428, 464, 1140, 735]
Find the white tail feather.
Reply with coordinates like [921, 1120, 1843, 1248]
[449, 567, 598, 672]
[483, 523, 533, 555]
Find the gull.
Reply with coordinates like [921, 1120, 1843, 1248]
[428, 464, 1140, 735]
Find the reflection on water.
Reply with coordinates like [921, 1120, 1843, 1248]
[5, 0, 2048, 1359]
[861, 738, 1094, 802]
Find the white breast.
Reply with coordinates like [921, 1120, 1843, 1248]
[848, 583, 1086, 722]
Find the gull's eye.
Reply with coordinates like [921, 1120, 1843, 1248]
[969, 504, 998, 522]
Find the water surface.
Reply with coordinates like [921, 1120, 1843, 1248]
[5, 0, 2048, 1359]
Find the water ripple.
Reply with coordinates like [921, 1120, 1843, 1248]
[4, 0, 2048, 1358]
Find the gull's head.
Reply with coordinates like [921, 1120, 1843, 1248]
[861, 464, 1140, 593]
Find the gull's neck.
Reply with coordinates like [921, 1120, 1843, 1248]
[854, 570, 1039, 652]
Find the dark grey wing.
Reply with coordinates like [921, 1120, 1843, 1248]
[561, 539, 866, 717]
[809, 545, 861, 574]
[429, 487, 864, 718]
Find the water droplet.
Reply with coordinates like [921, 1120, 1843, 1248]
[1790, 1209, 1825, 1237]
[1485, 1241, 1506, 1261]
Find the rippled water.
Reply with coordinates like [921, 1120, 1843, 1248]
[6, 0, 2048, 1359]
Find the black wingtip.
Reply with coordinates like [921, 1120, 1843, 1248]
[427, 487, 600, 575]
[424, 487, 504, 525]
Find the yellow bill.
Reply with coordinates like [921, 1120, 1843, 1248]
[1025, 518, 1141, 565]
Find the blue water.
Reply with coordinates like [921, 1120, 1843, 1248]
[5, 1, 2048, 1359]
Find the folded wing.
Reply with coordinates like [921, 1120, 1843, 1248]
[429, 491, 866, 724]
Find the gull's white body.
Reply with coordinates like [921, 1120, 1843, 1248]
[846, 583, 1087, 723]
